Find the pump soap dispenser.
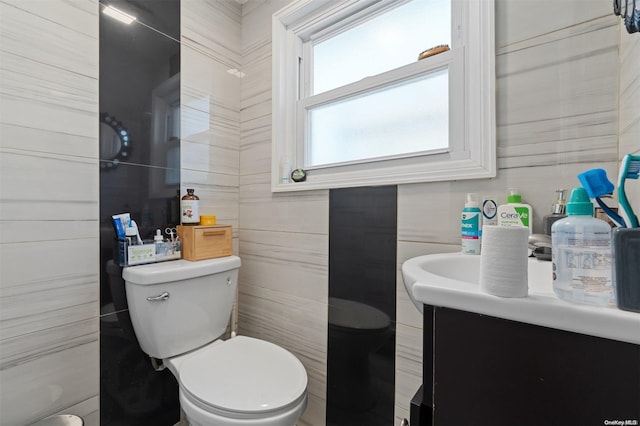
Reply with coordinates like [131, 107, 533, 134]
[543, 189, 567, 235]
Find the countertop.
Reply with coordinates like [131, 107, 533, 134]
[407, 253, 640, 345]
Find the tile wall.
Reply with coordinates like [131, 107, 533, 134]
[0, 0, 100, 424]
[395, 1, 624, 421]
[0, 0, 242, 423]
[237, 1, 634, 425]
[98, 1, 181, 423]
[102, 0, 242, 422]
[0, 0, 636, 425]
[239, 2, 328, 425]
[181, 0, 242, 239]
[619, 19, 640, 208]
[179, 0, 242, 364]
[327, 187, 397, 425]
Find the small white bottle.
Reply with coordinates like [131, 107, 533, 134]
[154, 229, 164, 255]
[497, 188, 533, 233]
[279, 156, 291, 184]
[551, 187, 613, 306]
[461, 193, 482, 255]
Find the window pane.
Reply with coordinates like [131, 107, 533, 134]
[308, 69, 448, 167]
[313, 0, 450, 94]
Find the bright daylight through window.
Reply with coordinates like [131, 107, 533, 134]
[272, 0, 495, 191]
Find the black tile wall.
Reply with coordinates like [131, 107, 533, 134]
[99, 1, 180, 424]
[327, 186, 397, 426]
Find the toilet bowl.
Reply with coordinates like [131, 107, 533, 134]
[123, 256, 308, 426]
[168, 337, 307, 426]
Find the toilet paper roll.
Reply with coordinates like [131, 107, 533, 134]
[479, 225, 529, 298]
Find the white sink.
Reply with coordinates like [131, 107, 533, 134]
[402, 252, 552, 313]
[401, 252, 640, 345]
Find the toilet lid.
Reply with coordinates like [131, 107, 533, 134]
[179, 336, 307, 415]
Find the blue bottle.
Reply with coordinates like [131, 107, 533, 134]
[461, 193, 482, 254]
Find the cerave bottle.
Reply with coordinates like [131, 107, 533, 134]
[497, 188, 532, 233]
[551, 187, 613, 306]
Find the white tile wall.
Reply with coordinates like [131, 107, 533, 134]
[395, 0, 623, 421]
[0, 0, 635, 425]
[239, 1, 327, 424]
[181, 0, 242, 243]
[618, 21, 640, 213]
[237, 1, 633, 426]
[0, 1, 100, 424]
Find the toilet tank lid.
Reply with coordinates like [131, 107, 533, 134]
[123, 256, 241, 285]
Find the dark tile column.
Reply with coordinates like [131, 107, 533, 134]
[99, 1, 181, 423]
[327, 186, 397, 425]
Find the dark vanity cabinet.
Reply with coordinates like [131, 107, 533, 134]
[411, 305, 640, 426]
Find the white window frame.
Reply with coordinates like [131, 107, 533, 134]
[272, 0, 495, 192]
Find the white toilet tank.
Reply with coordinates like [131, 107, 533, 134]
[123, 256, 241, 359]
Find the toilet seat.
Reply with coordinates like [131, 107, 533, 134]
[175, 336, 307, 419]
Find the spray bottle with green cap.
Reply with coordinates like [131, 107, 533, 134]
[551, 187, 613, 307]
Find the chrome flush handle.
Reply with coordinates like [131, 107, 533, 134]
[146, 292, 170, 301]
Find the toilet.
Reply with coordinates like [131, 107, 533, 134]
[122, 256, 308, 426]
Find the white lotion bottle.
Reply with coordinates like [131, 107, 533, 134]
[551, 187, 613, 306]
[497, 188, 533, 233]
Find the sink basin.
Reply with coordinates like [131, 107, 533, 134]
[402, 252, 551, 313]
[401, 252, 640, 345]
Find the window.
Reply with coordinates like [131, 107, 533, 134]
[272, 0, 495, 191]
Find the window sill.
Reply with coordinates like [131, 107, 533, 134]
[271, 155, 496, 192]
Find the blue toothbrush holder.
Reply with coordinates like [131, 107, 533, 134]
[613, 228, 640, 313]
